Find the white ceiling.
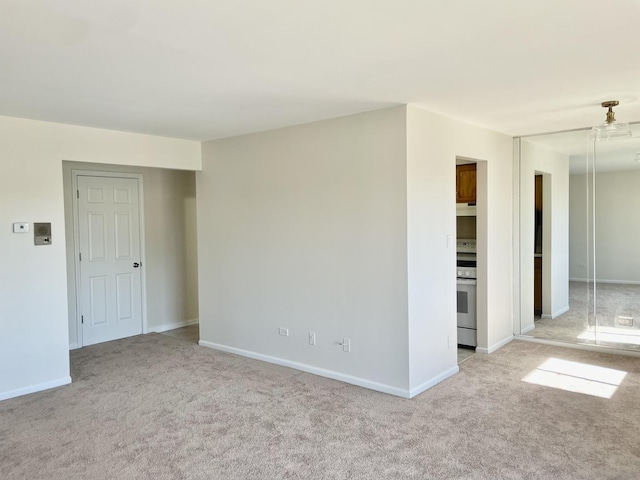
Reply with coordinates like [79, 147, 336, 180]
[2, 1, 640, 141]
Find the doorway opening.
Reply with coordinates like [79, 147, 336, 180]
[455, 157, 488, 361]
[63, 162, 199, 349]
[534, 174, 543, 316]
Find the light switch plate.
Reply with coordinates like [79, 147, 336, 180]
[13, 222, 29, 233]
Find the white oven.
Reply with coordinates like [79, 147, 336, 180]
[457, 278, 477, 347]
[456, 239, 477, 347]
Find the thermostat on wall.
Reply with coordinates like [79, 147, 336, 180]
[13, 222, 29, 233]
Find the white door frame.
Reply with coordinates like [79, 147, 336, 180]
[71, 169, 148, 348]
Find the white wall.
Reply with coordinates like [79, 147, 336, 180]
[62, 162, 199, 348]
[197, 107, 411, 395]
[0, 115, 200, 401]
[570, 170, 640, 283]
[406, 106, 513, 387]
[519, 140, 569, 332]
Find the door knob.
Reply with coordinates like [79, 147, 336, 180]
[133, 262, 141, 268]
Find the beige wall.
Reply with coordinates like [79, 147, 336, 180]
[62, 162, 199, 348]
[197, 107, 411, 395]
[0, 115, 200, 401]
[570, 170, 640, 283]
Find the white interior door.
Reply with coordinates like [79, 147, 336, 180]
[77, 175, 143, 346]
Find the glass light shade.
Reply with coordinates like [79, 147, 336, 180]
[592, 121, 632, 140]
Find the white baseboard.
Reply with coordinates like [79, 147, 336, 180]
[552, 305, 570, 319]
[570, 277, 640, 285]
[0, 376, 72, 402]
[69, 343, 79, 351]
[409, 366, 459, 398]
[150, 318, 199, 333]
[520, 323, 536, 335]
[541, 305, 570, 320]
[476, 335, 514, 354]
[199, 340, 415, 398]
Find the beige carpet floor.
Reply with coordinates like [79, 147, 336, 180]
[1, 333, 639, 479]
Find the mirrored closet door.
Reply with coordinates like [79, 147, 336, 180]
[516, 124, 640, 352]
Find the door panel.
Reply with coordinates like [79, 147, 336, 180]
[116, 273, 133, 320]
[88, 213, 106, 260]
[78, 176, 143, 346]
[115, 213, 132, 259]
[89, 276, 108, 325]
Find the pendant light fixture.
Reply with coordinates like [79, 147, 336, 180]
[592, 100, 632, 140]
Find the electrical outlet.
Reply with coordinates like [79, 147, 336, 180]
[341, 338, 351, 352]
[278, 327, 289, 336]
[448, 335, 452, 349]
[309, 332, 316, 345]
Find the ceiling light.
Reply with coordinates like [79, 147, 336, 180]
[592, 100, 632, 140]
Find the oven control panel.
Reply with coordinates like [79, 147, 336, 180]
[457, 267, 477, 279]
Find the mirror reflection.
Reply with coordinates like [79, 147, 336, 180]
[518, 124, 640, 352]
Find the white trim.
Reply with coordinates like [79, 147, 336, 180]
[541, 305, 569, 320]
[71, 170, 148, 346]
[199, 341, 412, 398]
[0, 376, 72, 402]
[476, 334, 514, 354]
[150, 318, 199, 333]
[521, 323, 535, 335]
[569, 277, 640, 285]
[409, 366, 459, 398]
[514, 336, 640, 358]
[71, 172, 82, 347]
[69, 343, 79, 350]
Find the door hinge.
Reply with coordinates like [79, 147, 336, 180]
[81, 315, 84, 324]
[79, 252, 82, 261]
[77, 189, 79, 199]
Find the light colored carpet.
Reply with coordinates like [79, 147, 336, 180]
[526, 281, 640, 351]
[160, 324, 199, 344]
[1, 333, 639, 479]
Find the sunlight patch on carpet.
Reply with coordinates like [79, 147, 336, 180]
[522, 358, 627, 399]
[577, 327, 640, 346]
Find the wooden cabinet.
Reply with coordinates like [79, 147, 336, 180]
[534, 256, 542, 316]
[456, 164, 476, 204]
